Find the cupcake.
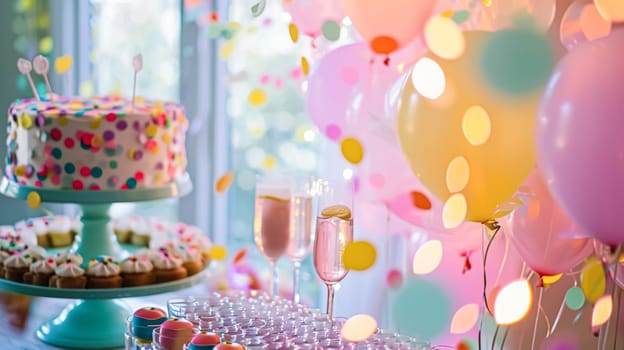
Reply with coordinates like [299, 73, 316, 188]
[173, 245, 203, 277]
[54, 251, 84, 266]
[153, 251, 187, 283]
[48, 216, 73, 247]
[121, 255, 156, 287]
[31, 218, 50, 248]
[23, 245, 47, 261]
[51, 262, 87, 288]
[24, 257, 57, 286]
[130, 217, 151, 246]
[86, 256, 122, 288]
[3, 252, 32, 282]
[112, 217, 133, 244]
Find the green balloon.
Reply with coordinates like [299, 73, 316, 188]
[391, 278, 451, 340]
[452, 10, 470, 25]
[479, 27, 554, 97]
[565, 287, 585, 311]
[322, 20, 340, 42]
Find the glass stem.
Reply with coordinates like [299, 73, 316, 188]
[326, 283, 335, 319]
[292, 261, 301, 304]
[271, 261, 279, 298]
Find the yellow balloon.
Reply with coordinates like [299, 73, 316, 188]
[397, 32, 539, 223]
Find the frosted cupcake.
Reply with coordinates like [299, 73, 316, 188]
[54, 251, 84, 266]
[31, 217, 50, 248]
[173, 245, 203, 276]
[24, 257, 57, 286]
[22, 245, 47, 261]
[130, 217, 151, 246]
[4, 252, 33, 282]
[153, 251, 187, 283]
[48, 216, 73, 247]
[51, 262, 87, 288]
[121, 255, 155, 287]
[112, 217, 133, 244]
[86, 256, 122, 288]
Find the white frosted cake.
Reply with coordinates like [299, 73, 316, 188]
[5, 95, 188, 190]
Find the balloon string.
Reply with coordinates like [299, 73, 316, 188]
[531, 287, 544, 350]
[549, 290, 567, 335]
[493, 225, 510, 288]
[491, 325, 500, 350]
[478, 221, 501, 350]
[540, 297, 552, 338]
[499, 326, 509, 350]
[600, 258, 620, 350]
[613, 282, 621, 350]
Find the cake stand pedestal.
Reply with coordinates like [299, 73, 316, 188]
[0, 175, 202, 349]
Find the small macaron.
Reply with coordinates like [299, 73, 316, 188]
[214, 342, 245, 350]
[132, 307, 168, 341]
[159, 318, 195, 350]
[188, 332, 221, 350]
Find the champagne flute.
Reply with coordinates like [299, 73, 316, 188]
[286, 174, 316, 304]
[313, 179, 354, 319]
[254, 173, 293, 298]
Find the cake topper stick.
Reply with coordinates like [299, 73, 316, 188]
[132, 54, 143, 110]
[33, 55, 54, 100]
[17, 58, 40, 100]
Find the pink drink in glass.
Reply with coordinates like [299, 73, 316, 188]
[287, 195, 314, 262]
[313, 215, 353, 283]
[254, 194, 292, 262]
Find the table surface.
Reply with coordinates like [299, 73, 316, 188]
[0, 283, 209, 350]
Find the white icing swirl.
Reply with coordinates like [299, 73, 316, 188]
[48, 216, 72, 233]
[23, 245, 47, 260]
[120, 256, 153, 274]
[70, 218, 83, 233]
[0, 250, 10, 263]
[31, 218, 49, 235]
[87, 257, 120, 277]
[55, 262, 85, 277]
[152, 253, 183, 270]
[173, 245, 201, 263]
[55, 252, 84, 265]
[30, 258, 57, 274]
[4, 253, 32, 268]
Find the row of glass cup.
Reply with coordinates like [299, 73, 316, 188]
[149, 290, 431, 349]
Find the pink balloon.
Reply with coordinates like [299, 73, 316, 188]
[343, 0, 435, 54]
[537, 29, 624, 246]
[282, 0, 345, 38]
[505, 170, 593, 276]
[304, 43, 372, 141]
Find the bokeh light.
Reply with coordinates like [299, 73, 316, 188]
[386, 269, 403, 289]
[462, 105, 491, 146]
[591, 294, 613, 328]
[450, 303, 480, 334]
[209, 245, 228, 260]
[27, 191, 41, 209]
[412, 240, 443, 275]
[581, 257, 606, 303]
[215, 171, 235, 193]
[594, 0, 624, 22]
[494, 279, 533, 325]
[392, 279, 451, 340]
[341, 314, 378, 342]
[424, 16, 466, 60]
[442, 193, 467, 229]
[580, 3, 611, 40]
[411, 57, 446, 100]
[565, 286, 586, 311]
[446, 156, 470, 193]
[340, 137, 364, 164]
[342, 241, 377, 271]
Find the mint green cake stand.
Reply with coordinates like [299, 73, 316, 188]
[0, 174, 205, 349]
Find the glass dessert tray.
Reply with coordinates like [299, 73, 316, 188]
[0, 174, 208, 349]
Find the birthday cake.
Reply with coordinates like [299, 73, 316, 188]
[5, 95, 188, 190]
